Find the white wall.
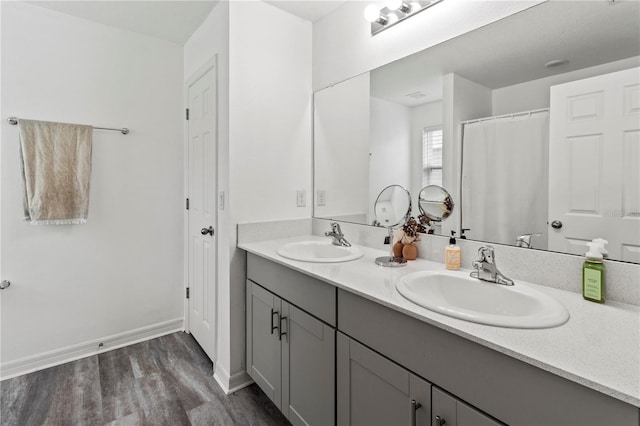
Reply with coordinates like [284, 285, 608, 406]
[228, 0, 312, 387]
[182, 0, 232, 387]
[1, 2, 184, 375]
[184, 0, 312, 391]
[314, 73, 370, 220]
[369, 97, 411, 221]
[312, 1, 544, 91]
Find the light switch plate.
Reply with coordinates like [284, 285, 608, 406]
[317, 190, 327, 206]
[296, 190, 306, 207]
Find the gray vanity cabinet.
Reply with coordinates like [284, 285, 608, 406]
[432, 387, 502, 426]
[338, 288, 639, 426]
[282, 300, 335, 426]
[337, 332, 431, 426]
[246, 254, 337, 426]
[246, 281, 283, 406]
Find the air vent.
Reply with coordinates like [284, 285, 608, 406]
[406, 91, 427, 99]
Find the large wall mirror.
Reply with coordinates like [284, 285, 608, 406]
[313, 0, 640, 264]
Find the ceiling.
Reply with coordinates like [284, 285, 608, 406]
[264, 0, 346, 22]
[370, 0, 640, 106]
[26, 0, 346, 44]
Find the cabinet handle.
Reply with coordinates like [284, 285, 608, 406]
[410, 400, 422, 426]
[435, 415, 446, 426]
[279, 316, 287, 341]
[270, 309, 279, 335]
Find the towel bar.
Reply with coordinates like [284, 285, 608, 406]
[8, 117, 129, 135]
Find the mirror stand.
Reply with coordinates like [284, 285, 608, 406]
[375, 227, 407, 267]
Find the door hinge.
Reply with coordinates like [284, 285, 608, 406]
[186, 287, 190, 299]
[186, 108, 190, 120]
[186, 198, 190, 210]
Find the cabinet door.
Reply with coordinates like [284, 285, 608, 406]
[246, 281, 282, 408]
[281, 301, 335, 426]
[432, 387, 502, 426]
[337, 333, 430, 426]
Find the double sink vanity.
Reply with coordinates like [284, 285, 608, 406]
[239, 228, 640, 426]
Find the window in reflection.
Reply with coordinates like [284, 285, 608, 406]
[422, 126, 443, 187]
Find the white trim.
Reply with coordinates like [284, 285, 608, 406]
[214, 363, 253, 395]
[0, 318, 183, 380]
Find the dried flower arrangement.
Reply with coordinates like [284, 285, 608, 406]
[394, 216, 427, 245]
[392, 216, 427, 260]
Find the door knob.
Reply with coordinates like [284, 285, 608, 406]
[201, 226, 214, 236]
[0, 280, 10, 290]
[551, 220, 563, 229]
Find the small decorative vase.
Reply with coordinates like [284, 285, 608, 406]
[402, 243, 418, 260]
[393, 242, 404, 258]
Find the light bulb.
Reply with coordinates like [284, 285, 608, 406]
[409, 1, 421, 13]
[364, 4, 381, 22]
[386, 0, 403, 10]
[387, 12, 399, 24]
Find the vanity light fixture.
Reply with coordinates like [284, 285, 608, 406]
[364, 0, 444, 35]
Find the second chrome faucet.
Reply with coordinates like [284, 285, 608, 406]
[470, 246, 514, 286]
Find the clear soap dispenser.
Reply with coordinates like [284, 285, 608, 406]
[445, 231, 460, 270]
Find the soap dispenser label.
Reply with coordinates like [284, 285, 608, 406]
[583, 268, 602, 300]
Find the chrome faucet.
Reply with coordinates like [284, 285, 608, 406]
[325, 222, 351, 247]
[470, 246, 514, 286]
[516, 233, 542, 248]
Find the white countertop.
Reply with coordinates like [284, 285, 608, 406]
[239, 235, 640, 407]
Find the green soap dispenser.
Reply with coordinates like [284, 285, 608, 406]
[583, 241, 605, 303]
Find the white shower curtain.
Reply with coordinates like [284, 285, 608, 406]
[461, 112, 549, 248]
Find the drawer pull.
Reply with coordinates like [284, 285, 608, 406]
[410, 400, 422, 426]
[435, 415, 446, 426]
[279, 316, 288, 341]
[270, 309, 279, 335]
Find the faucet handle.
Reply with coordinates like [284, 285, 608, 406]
[516, 232, 542, 248]
[330, 222, 342, 234]
[477, 245, 495, 262]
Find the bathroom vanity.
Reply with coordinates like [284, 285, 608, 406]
[241, 236, 640, 426]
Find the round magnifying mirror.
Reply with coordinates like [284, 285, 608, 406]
[373, 185, 411, 267]
[418, 185, 454, 222]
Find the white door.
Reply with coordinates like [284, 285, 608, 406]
[187, 65, 217, 360]
[548, 67, 640, 262]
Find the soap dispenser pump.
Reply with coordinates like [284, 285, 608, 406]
[592, 238, 609, 259]
[445, 231, 461, 270]
[583, 241, 605, 303]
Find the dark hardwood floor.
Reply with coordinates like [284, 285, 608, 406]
[0, 332, 290, 426]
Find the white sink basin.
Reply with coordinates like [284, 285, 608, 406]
[277, 240, 363, 263]
[396, 270, 569, 328]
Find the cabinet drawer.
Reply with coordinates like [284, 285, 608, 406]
[338, 289, 639, 426]
[247, 253, 336, 326]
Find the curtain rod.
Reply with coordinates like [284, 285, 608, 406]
[461, 108, 549, 126]
[7, 117, 129, 135]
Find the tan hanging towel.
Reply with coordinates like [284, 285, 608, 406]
[18, 119, 93, 225]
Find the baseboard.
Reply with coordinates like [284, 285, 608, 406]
[0, 318, 184, 380]
[213, 363, 253, 394]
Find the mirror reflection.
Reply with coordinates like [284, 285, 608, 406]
[418, 185, 454, 225]
[373, 184, 411, 267]
[313, 0, 640, 263]
[373, 184, 412, 228]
